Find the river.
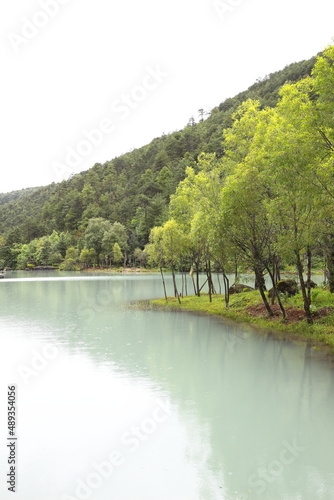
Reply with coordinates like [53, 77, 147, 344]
[0, 271, 333, 500]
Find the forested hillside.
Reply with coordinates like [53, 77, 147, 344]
[0, 53, 318, 270]
[146, 46, 334, 324]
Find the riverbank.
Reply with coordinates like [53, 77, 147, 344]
[82, 266, 159, 273]
[149, 289, 334, 357]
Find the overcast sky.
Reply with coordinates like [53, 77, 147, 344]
[1, 0, 334, 194]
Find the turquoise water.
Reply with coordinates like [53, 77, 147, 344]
[0, 271, 333, 500]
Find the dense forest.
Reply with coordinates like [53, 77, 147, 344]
[2, 47, 334, 325]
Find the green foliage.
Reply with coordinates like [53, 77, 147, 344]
[133, 247, 148, 267]
[59, 246, 79, 271]
[112, 242, 123, 264]
[148, 46, 334, 323]
[79, 248, 97, 268]
[12, 231, 73, 269]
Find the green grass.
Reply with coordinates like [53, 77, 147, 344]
[149, 289, 334, 356]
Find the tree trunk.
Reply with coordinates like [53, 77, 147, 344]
[323, 254, 328, 285]
[266, 265, 286, 320]
[295, 251, 313, 325]
[206, 260, 216, 301]
[191, 275, 196, 295]
[206, 261, 212, 303]
[273, 255, 281, 283]
[196, 263, 200, 297]
[160, 267, 168, 302]
[255, 270, 267, 291]
[189, 266, 197, 295]
[306, 246, 312, 305]
[172, 268, 181, 304]
[255, 267, 273, 317]
[222, 270, 230, 308]
[199, 278, 208, 293]
[216, 272, 222, 295]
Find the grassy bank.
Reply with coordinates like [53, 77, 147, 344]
[150, 289, 334, 356]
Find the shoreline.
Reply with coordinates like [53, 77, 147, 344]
[83, 267, 161, 274]
[145, 292, 334, 360]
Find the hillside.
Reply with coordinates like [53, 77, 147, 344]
[0, 54, 317, 265]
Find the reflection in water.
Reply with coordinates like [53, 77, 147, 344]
[0, 272, 333, 500]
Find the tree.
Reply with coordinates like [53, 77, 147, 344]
[79, 248, 97, 268]
[220, 165, 276, 317]
[222, 99, 263, 166]
[112, 243, 123, 265]
[102, 222, 128, 266]
[60, 246, 78, 271]
[58, 232, 71, 258]
[160, 219, 187, 303]
[259, 80, 326, 322]
[169, 153, 226, 296]
[84, 218, 112, 265]
[198, 109, 205, 122]
[145, 226, 168, 301]
[35, 237, 52, 266]
[133, 247, 147, 267]
[16, 244, 31, 269]
[309, 46, 334, 291]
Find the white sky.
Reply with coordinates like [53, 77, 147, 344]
[1, 0, 333, 194]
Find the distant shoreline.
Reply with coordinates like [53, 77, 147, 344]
[82, 267, 159, 274]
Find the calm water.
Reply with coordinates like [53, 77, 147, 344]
[0, 271, 333, 500]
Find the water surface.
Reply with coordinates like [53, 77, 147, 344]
[0, 272, 333, 500]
